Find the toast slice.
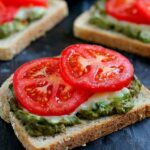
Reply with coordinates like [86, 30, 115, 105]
[0, 0, 68, 61]
[1, 75, 150, 149]
[74, 11, 150, 58]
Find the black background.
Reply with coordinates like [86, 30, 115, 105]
[0, 0, 150, 149]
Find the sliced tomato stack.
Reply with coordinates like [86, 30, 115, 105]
[13, 44, 134, 116]
[106, 0, 150, 25]
[13, 58, 91, 116]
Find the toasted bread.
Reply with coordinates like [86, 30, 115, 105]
[0, 0, 68, 60]
[74, 11, 150, 57]
[1, 75, 150, 149]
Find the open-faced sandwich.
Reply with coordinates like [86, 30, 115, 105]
[0, 44, 150, 150]
[0, 0, 68, 60]
[74, 0, 150, 57]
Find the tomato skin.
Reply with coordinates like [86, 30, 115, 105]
[0, 1, 5, 9]
[106, 0, 149, 24]
[136, 0, 150, 22]
[0, 6, 18, 25]
[60, 44, 134, 92]
[13, 58, 91, 116]
[1, 0, 48, 7]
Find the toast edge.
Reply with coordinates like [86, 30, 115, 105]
[0, 75, 13, 123]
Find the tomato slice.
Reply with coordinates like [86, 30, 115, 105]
[136, 0, 150, 21]
[13, 58, 91, 116]
[0, 0, 48, 25]
[106, 0, 149, 24]
[0, 1, 5, 9]
[0, 6, 18, 25]
[1, 0, 48, 7]
[20, 0, 48, 7]
[60, 44, 134, 92]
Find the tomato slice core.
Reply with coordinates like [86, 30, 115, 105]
[106, 0, 149, 24]
[60, 44, 134, 92]
[13, 58, 91, 116]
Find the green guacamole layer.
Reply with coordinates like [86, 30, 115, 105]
[89, 0, 150, 43]
[0, 7, 47, 39]
[9, 77, 141, 137]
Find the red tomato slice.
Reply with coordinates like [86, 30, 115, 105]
[106, 0, 149, 24]
[13, 58, 91, 116]
[60, 44, 134, 92]
[1, 0, 48, 7]
[20, 0, 48, 7]
[0, 6, 18, 25]
[0, 1, 5, 9]
[136, 0, 150, 21]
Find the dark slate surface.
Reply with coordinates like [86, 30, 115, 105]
[0, 0, 150, 150]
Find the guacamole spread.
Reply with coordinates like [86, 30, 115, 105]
[89, 0, 150, 43]
[0, 7, 47, 39]
[9, 77, 141, 137]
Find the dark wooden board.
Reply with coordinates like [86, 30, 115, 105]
[0, 0, 150, 149]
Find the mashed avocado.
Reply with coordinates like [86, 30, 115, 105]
[9, 99, 80, 137]
[89, 0, 150, 43]
[0, 7, 47, 39]
[9, 77, 141, 137]
[0, 21, 28, 39]
[77, 77, 141, 119]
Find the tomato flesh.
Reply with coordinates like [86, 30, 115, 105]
[136, 0, 150, 22]
[1, 0, 48, 7]
[60, 44, 134, 92]
[106, 0, 149, 24]
[0, 1, 5, 9]
[0, 6, 18, 25]
[13, 58, 91, 116]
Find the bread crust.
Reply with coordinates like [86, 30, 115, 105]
[0, 75, 13, 122]
[0, 0, 68, 60]
[10, 106, 147, 150]
[74, 12, 150, 57]
[1, 75, 150, 149]
[9, 86, 150, 150]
